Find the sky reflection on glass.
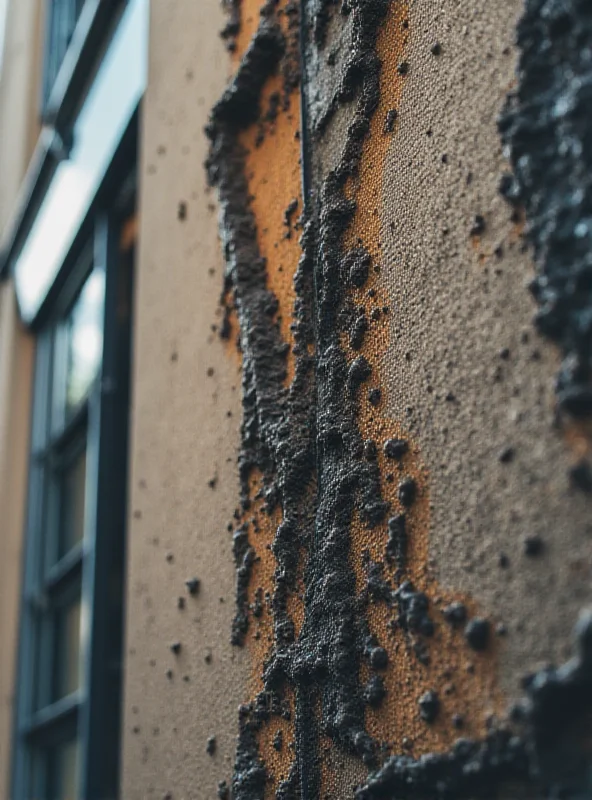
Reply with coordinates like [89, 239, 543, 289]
[65, 269, 104, 415]
[14, 0, 148, 323]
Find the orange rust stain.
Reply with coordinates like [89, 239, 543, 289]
[223, 0, 302, 382]
[221, 1, 304, 794]
[564, 419, 592, 458]
[319, 736, 336, 800]
[343, 6, 407, 254]
[258, 686, 298, 796]
[233, 0, 261, 62]
[343, 3, 506, 756]
[243, 472, 281, 696]
[240, 470, 302, 800]
[241, 71, 301, 384]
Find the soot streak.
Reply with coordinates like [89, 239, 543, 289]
[208, 0, 399, 795]
[207, 8, 316, 798]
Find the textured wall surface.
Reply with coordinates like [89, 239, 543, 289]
[120, 2, 248, 799]
[379, 0, 592, 702]
[0, 0, 43, 238]
[124, 0, 592, 798]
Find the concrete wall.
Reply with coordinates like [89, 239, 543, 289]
[120, 2, 249, 798]
[0, 0, 589, 798]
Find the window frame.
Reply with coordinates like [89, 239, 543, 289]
[11, 167, 135, 800]
[42, 0, 127, 125]
[0, 0, 129, 285]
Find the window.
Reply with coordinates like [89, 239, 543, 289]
[12, 209, 135, 800]
[14, 0, 147, 324]
[43, 0, 87, 109]
[8, 0, 142, 790]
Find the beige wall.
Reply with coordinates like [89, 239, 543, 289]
[0, 1, 41, 795]
[0, 0, 43, 238]
[0, 283, 33, 799]
[379, 0, 592, 702]
[121, 2, 249, 798]
[125, 0, 592, 795]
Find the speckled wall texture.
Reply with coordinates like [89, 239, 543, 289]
[121, 2, 248, 799]
[124, 0, 592, 798]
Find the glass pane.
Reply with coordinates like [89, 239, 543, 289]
[49, 738, 80, 800]
[65, 270, 105, 416]
[59, 449, 87, 558]
[14, 0, 148, 323]
[53, 599, 82, 701]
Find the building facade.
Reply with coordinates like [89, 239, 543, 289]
[0, 1, 591, 799]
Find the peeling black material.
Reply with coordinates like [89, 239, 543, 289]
[499, 0, 592, 419]
[185, 577, 200, 595]
[523, 535, 544, 557]
[569, 459, 592, 493]
[208, 0, 399, 794]
[394, 581, 434, 639]
[384, 109, 397, 133]
[397, 476, 416, 508]
[206, 8, 316, 796]
[386, 513, 406, 573]
[384, 438, 408, 460]
[364, 675, 386, 709]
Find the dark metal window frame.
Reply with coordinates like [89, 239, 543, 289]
[0, 0, 127, 283]
[11, 120, 136, 800]
[42, 0, 87, 114]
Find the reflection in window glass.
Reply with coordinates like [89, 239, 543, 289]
[65, 270, 105, 415]
[54, 600, 81, 701]
[14, 0, 148, 323]
[49, 738, 80, 800]
[59, 449, 86, 558]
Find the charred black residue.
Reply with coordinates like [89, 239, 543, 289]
[207, 4, 315, 798]
[499, 1, 592, 420]
[208, 0, 396, 793]
[220, 0, 240, 51]
[418, 690, 439, 724]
